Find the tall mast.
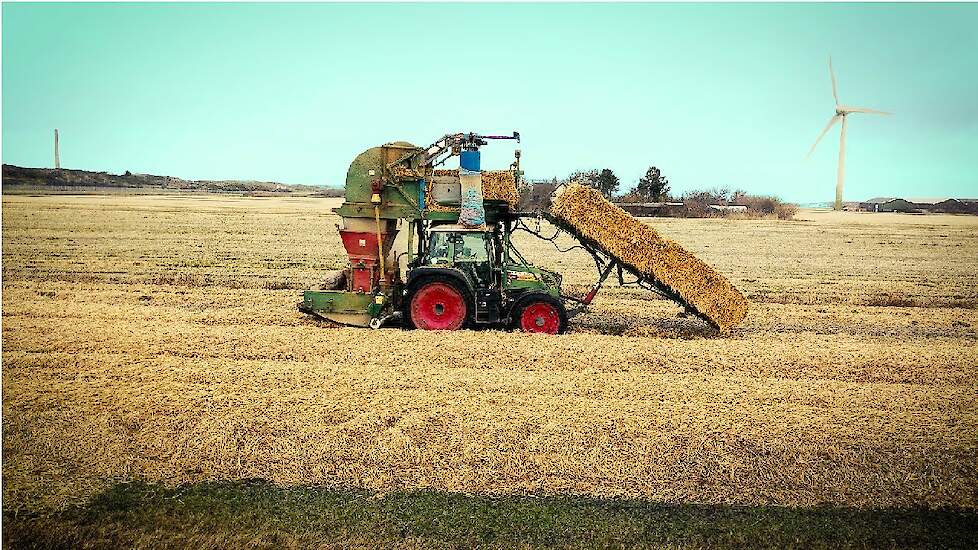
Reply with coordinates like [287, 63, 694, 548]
[54, 129, 61, 169]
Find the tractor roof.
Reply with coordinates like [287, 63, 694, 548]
[429, 224, 490, 233]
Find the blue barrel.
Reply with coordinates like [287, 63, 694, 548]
[459, 150, 481, 171]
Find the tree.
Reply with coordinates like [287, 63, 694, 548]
[567, 168, 619, 199]
[636, 166, 670, 201]
[596, 169, 620, 198]
[568, 169, 599, 188]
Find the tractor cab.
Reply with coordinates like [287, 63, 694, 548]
[424, 225, 500, 288]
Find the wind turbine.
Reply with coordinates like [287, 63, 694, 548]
[807, 57, 891, 210]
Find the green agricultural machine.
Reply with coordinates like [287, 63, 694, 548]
[298, 132, 610, 334]
[298, 131, 748, 333]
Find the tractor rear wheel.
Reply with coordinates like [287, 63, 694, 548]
[514, 295, 567, 335]
[409, 278, 471, 331]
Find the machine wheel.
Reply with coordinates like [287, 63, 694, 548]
[513, 295, 567, 335]
[409, 277, 472, 331]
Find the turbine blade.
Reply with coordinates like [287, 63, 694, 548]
[842, 105, 893, 115]
[806, 115, 841, 159]
[829, 56, 840, 105]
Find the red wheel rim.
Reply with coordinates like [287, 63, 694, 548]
[411, 283, 466, 330]
[520, 302, 561, 334]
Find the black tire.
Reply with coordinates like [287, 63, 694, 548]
[511, 293, 568, 334]
[404, 275, 474, 331]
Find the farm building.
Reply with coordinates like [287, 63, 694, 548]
[858, 197, 978, 214]
[908, 197, 970, 213]
[881, 199, 916, 212]
[859, 198, 915, 212]
[859, 197, 902, 212]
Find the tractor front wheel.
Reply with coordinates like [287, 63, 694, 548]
[409, 278, 471, 331]
[514, 295, 567, 335]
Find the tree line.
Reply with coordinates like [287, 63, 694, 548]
[518, 165, 795, 219]
[567, 166, 670, 202]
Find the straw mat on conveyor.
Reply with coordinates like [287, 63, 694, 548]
[550, 184, 748, 331]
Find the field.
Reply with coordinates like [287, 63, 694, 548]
[3, 194, 977, 546]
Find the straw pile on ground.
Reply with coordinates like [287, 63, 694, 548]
[3, 195, 977, 515]
[551, 184, 748, 331]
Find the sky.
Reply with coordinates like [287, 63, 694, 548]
[3, 3, 977, 203]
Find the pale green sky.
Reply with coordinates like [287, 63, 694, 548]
[3, 2, 977, 202]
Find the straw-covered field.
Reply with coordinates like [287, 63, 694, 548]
[3, 194, 977, 541]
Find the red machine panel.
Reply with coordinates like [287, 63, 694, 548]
[349, 263, 376, 293]
[339, 230, 390, 261]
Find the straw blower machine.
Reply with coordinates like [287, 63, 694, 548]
[298, 131, 746, 334]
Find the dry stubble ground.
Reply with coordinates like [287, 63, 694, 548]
[2, 195, 977, 541]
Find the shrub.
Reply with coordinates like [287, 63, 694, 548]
[681, 188, 796, 220]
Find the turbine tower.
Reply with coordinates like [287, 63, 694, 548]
[54, 129, 60, 169]
[807, 57, 891, 210]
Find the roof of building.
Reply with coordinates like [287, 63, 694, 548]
[907, 197, 957, 205]
[861, 197, 977, 207]
[862, 197, 898, 204]
[615, 202, 685, 207]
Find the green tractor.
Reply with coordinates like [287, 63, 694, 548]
[403, 223, 566, 332]
[298, 132, 603, 334]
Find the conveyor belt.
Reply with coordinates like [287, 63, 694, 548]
[542, 185, 748, 331]
[541, 212, 720, 329]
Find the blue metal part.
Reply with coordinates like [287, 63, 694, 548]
[418, 178, 426, 210]
[460, 150, 481, 171]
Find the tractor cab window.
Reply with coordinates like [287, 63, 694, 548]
[453, 232, 495, 287]
[427, 232, 452, 265]
[425, 231, 496, 287]
[454, 233, 489, 263]
[427, 231, 491, 266]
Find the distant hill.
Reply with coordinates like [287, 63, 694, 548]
[1, 164, 344, 196]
